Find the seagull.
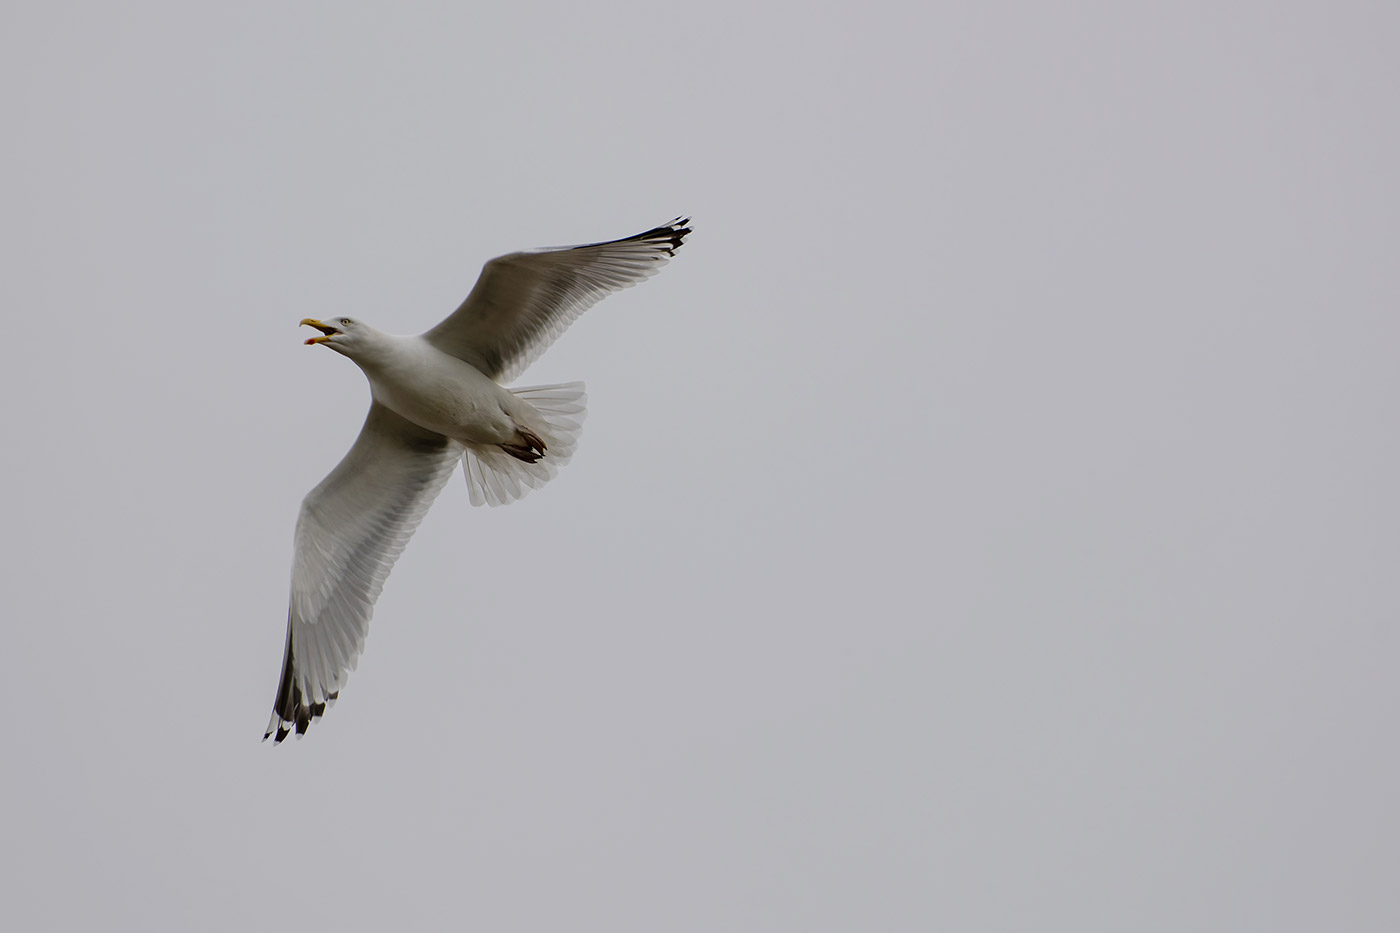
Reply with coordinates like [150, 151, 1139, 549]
[264, 218, 691, 743]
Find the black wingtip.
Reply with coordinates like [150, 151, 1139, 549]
[644, 217, 691, 256]
[265, 614, 338, 746]
[584, 217, 692, 257]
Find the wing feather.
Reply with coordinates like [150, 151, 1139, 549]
[422, 218, 690, 383]
[264, 403, 462, 742]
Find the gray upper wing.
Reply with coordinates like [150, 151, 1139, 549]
[421, 218, 690, 384]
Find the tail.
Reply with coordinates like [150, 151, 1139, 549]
[463, 382, 587, 507]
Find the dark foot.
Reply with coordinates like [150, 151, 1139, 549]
[501, 429, 547, 463]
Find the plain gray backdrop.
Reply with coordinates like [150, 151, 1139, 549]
[3, 1, 1396, 930]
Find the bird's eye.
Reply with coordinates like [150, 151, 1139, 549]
[340, 318, 352, 326]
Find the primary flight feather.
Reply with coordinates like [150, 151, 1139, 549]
[265, 218, 691, 743]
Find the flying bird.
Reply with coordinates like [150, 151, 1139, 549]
[264, 218, 691, 743]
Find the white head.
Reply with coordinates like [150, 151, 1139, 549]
[300, 316, 382, 360]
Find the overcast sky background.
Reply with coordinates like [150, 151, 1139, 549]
[3, 1, 1397, 930]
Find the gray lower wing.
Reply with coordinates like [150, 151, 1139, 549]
[265, 403, 462, 743]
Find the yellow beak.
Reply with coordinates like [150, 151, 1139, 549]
[301, 318, 338, 345]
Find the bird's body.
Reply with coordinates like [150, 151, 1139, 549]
[264, 218, 690, 743]
[356, 330, 538, 449]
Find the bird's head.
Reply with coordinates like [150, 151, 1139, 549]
[300, 317, 373, 357]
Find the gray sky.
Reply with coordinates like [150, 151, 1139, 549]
[3, 1, 1397, 930]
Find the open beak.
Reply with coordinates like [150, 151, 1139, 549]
[300, 318, 341, 345]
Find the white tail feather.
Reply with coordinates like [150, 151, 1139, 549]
[463, 382, 587, 507]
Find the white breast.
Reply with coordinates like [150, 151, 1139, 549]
[363, 335, 515, 443]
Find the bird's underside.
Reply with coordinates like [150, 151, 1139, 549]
[264, 217, 690, 743]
